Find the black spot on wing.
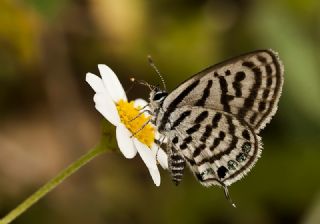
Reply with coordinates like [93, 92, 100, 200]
[242, 129, 250, 140]
[172, 136, 179, 144]
[258, 101, 266, 112]
[180, 143, 188, 150]
[257, 55, 267, 63]
[196, 172, 204, 181]
[233, 71, 246, 97]
[217, 166, 228, 179]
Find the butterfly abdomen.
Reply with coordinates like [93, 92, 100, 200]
[168, 150, 186, 185]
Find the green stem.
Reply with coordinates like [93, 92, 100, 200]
[0, 144, 108, 224]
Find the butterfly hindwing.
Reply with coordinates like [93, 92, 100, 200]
[166, 106, 261, 187]
[160, 49, 284, 133]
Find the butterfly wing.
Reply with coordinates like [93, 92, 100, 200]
[166, 105, 261, 187]
[160, 49, 284, 132]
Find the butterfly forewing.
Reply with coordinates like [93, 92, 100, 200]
[166, 106, 261, 186]
[160, 49, 284, 133]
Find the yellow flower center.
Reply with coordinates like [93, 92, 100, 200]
[116, 99, 155, 148]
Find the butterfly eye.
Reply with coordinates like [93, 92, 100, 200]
[153, 91, 168, 101]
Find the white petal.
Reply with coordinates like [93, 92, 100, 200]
[86, 73, 105, 93]
[155, 132, 167, 143]
[148, 168, 161, 187]
[133, 139, 158, 169]
[151, 144, 168, 169]
[116, 124, 137, 158]
[98, 64, 127, 102]
[134, 98, 148, 108]
[93, 92, 120, 126]
[133, 138, 160, 186]
[134, 98, 151, 116]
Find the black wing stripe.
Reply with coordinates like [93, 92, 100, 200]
[262, 89, 270, 99]
[186, 123, 201, 135]
[193, 144, 206, 157]
[255, 51, 282, 129]
[179, 136, 193, 150]
[209, 131, 226, 151]
[194, 111, 209, 123]
[210, 116, 237, 162]
[233, 71, 246, 97]
[238, 63, 262, 122]
[219, 76, 234, 113]
[195, 80, 213, 106]
[159, 79, 200, 131]
[170, 110, 191, 130]
[249, 112, 258, 124]
[212, 112, 222, 128]
[197, 116, 236, 166]
[200, 125, 213, 143]
[200, 111, 222, 143]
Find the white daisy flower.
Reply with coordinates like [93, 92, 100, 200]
[86, 64, 168, 186]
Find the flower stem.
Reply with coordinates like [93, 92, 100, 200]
[0, 144, 108, 224]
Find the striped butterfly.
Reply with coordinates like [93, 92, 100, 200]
[144, 50, 283, 206]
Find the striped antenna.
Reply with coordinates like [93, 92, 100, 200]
[130, 77, 155, 91]
[147, 55, 167, 91]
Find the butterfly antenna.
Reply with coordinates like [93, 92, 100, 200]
[147, 55, 167, 91]
[130, 77, 154, 91]
[222, 184, 236, 208]
[126, 77, 137, 94]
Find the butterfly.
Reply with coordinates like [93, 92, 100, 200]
[139, 50, 283, 206]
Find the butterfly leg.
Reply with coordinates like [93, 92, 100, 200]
[129, 109, 152, 122]
[168, 146, 186, 186]
[130, 119, 151, 138]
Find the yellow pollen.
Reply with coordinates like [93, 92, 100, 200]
[116, 99, 155, 148]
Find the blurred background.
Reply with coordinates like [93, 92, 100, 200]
[0, 0, 320, 223]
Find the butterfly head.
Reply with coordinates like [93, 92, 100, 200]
[149, 87, 168, 105]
